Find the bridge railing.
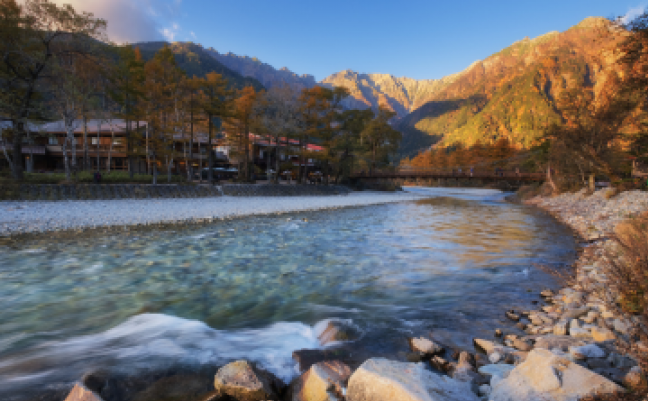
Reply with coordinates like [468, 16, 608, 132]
[350, 169, 545, 180]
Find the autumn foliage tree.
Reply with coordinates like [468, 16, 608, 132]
[0, 0, 106, 180]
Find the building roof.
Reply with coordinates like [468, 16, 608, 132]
[0, 119, 147, 134]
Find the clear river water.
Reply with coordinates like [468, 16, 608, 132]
[0, 188, 576, 399]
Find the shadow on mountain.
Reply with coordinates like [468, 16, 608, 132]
[397, 95, 487, 158]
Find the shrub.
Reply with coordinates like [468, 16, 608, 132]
[598, 213, 648, 377]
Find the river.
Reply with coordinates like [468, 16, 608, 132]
[0, 187, 576, 400]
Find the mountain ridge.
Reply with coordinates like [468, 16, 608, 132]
[149, 16, 621, 158]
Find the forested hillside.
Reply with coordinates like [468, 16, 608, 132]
[133, 41, 264, 90]
[397, 17, 622, 157]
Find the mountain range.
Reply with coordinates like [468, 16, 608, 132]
[134, 17, 622, 158]
[133, 41, 264, 90]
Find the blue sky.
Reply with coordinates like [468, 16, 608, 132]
[54, 0, 644, 81]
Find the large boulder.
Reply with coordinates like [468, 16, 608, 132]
[490, 349, 623, 401]
[346, 358, 479, 401]
[64, 383, 104, 401]
[214, 360, 283, 401]
[290, 360, 351, 401]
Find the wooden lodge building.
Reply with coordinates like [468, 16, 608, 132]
[1, 119, 325, 177]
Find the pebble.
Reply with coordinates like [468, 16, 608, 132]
[0, 192, 430, 236]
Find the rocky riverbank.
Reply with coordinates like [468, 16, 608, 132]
[48, 189, 648, 401]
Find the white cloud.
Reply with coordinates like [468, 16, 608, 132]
[621, 4, 646, 25]
[46, 0, 183, 44]
[190, 31, 197, 39]
[160, 22, 182, 41]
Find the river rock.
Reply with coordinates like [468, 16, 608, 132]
[473, 339, 498, 354]
[569, 344, 606, 360]
[506, 311, 521, 321]
[532, 336, 584, 352]
[346, 358, 479, 401]
[452, 352, 478, 385]
[292, 348, 358, 372]
[64, 383, 104, 401]
[214, 360, 283, 401]
[290, 361, 351, 401]
[408, 337, 443, 356]
[553, 320, 569, 336]
[478, 364, 515, 388]
[587, 357, 611, 369]
[512, 339, 533, 352]
[569, 327, 592, 339]
[431, 356, 450, 373]
[607, 353, 637, 369]
[613, 319, 631, 335]
[591, 327, 616, 342]
[490, 349, 623, 401]
[562, 307, 590, 320]
[317, 320, 359, 345]
[623, 366, 644, 388]
[131, 375, 216, 401]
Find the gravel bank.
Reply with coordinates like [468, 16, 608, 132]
[526, 189, 648, 240]
[0, 191, 428, 237]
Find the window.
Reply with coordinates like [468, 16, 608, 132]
[113, 138, 123, 145]
[92, 138, 99, 145]
[48, 137, 58, 145]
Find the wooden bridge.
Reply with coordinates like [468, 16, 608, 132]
[350, 169, 545, 182]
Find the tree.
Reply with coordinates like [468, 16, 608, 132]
[109, 45, 145, 178]
[253, 84, 301, 184]
[198, 72, 232, 183]
[0, 0, 106, 180]
[315, 86, 349, 184]
[334, 108, 373, 183]
[230, 86, 258, 181]
[298, 86, 333, 183]
[541, 82, 629, 191]
[49, 43, 107, 180]
[141, 45, 185, 184]
[360, 107, 402, 173]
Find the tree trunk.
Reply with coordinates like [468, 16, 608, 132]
[208, 116, 214, 184]
[108, 120, 115, 173]
[274, 136, 281, 184]
[589, 174, 595, 193]
[83, 116, 89, 171]
[198, 142, 203, 184]
[167, 155, 172, 183]
[11, 121, 24, 180]
[63, 132, 71, 181]
[547, 163, 557, 194]
[145, 123, 150, 175]
[299, 137, 305, 184]
[244, 123, 250, 181]
[128, 119, 134, 179]
[2, 133, 14, 176]
[96, 121, 101, 172]
[189, 100, 194, 182]
[152, 155, 158, 185]
[69, 121, 77, 181]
